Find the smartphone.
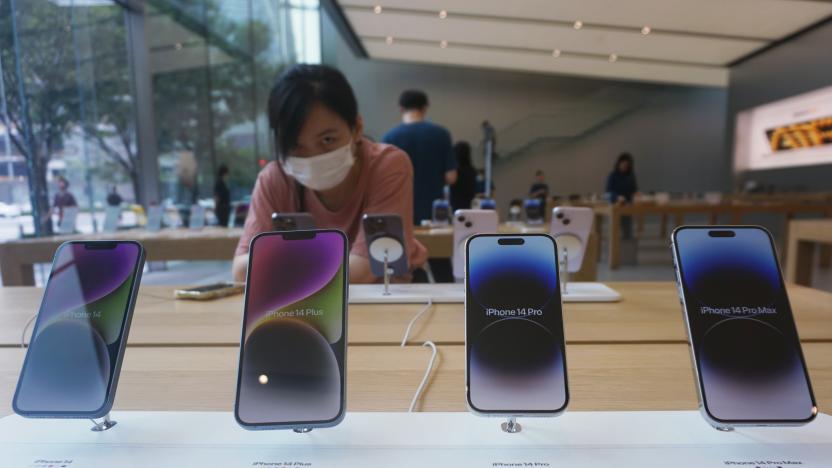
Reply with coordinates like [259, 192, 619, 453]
[549, 207, 593, 273]
[524, 198, 544, 224]
[362, 214, 408, 277]
[235, 229, 348, 430]
[478, 198, 497, 210]
[271, 212, 316, 231]
[174, 282, 244, 301]
[671, 226, 817, 428]
[465, 234, 568, 415]
[452, 209, 499, 280]
[432, 199, 450, 225]
[13, 240, 146, 419]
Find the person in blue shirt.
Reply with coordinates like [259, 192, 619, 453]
[382, 90, 457, 224]
[605, 152, 639, 238]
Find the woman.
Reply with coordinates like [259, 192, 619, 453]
[214, 164, 231, 227]
[449, 141, 476, 212]
[605, 152, 639, 238]
[232, 64, 427, 283]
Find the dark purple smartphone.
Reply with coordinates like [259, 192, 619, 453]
[13, 241, 145, 419]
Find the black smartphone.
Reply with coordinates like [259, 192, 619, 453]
[671, 226, 817, 428]
[13, 240, 146, 419]
[271, 212, 316, 231]
[465, 234, 568, 415]
[362, 213, 409, 277]
[235, 229, 348, 430]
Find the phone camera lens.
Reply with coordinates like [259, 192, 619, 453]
[465, 221, 472, 228]
[457, 216, 465, 222]
[563, 218, 571, 225]
[556, 212, 564, 219]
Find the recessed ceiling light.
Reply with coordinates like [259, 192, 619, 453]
[439, 40, 448, 48]
[609, 53, 618, 62]
[385, 36, 394, 45]
[258, 374, 269, 385]
[439, 10, 448, 19]
[573, 20, 583, 30]
[552, 49, 561, 58]
[373, 5, 382, 14]
[641, 26, 651, 35]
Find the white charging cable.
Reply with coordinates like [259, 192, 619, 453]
[400, 299, 433, 346]
[408, 341, 438, 413]
[20, 313, 37, 348]
[400, 299, 439, 412]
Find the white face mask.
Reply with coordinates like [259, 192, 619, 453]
[281, 141, 355, 191]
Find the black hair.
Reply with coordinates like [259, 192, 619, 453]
[535, 169, 544, 177]
[399, 89, 428, 110]
[218, 164, 229, 178]
[615, 152, 634, 175]
[268, 64, 358, 160]
[454, 141, 472, 168]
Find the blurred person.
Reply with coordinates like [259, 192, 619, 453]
[529, 169, 550, 211]
[449, 141, 477, 212]
[232, 64, 427, 283]
[214, 164, 231, 227]
[605, 152, 639, 238]
[52, 176, 77, 226]
[382, 89, 456, 224]
[106, 185, 123, 207]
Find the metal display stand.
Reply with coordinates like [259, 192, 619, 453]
[89, 414, 117, 432]
[500, 417, 522, 433]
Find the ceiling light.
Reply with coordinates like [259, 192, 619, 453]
[439, 10, 448, 19]
[641, 26, 651, 35]
[573, 20, 583, 30]
[608, 54, 618, 62]
[439, 40, 448, 48]
[385, 36, 394, 45]
[552, 49, 561, 58]
[373, 5, 382, 14]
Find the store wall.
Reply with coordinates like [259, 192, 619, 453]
[322, 12, 730, 210]
[728, 20, 832, 191]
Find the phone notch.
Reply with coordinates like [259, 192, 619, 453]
[708, 230, 736, 238]
[498, 237, 525, 246]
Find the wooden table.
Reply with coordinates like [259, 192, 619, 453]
[414, 224, 599, 281]
[786, 219, 832, 286]
[0, 223, 594, 286]
[0, 227, 242, 286]
[2, 343, 831, 417]
[594, 201, 832, 269]
[3, 282, 832, 347]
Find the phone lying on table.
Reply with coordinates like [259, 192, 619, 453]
[174, 282, 244, 300]
[465, 234, 568, 417]
[671, 225, 817, 429]
[13, 240, 145, 419]
[235, 229, 348, 431]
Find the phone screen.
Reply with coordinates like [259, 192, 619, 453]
[14, 242, 143, 415]
[466, 234, 568, 414]
[236, 230, 347, 427]
[674, 227, 816, 423]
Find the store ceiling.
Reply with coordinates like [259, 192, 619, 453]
[336, 0, 832, 87]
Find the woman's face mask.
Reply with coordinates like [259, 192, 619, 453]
[281, 140, 355, 191]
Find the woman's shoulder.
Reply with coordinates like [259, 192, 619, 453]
[363, 139, 413, 175]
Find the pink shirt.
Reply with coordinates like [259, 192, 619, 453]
[236, 138, 428, 270]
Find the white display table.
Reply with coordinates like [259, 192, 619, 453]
[1, 411, 830, 467]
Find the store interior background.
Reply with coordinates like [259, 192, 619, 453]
[1, 0, 831, 288]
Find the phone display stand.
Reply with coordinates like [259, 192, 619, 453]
[368, 237, 405, 296]
[293, 427, 313, 434]
[715, 425, 734, 432]
[501, 417, 522, 433]
[558, 244, 621, 303]
[89, 414, 117, 432]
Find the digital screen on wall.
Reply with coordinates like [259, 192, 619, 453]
[734, 84, 832, 172]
